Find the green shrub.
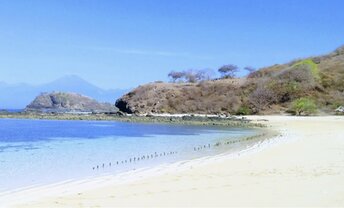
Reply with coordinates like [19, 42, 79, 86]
[236, 106, 252, 115]
[289, 98, 317, 116]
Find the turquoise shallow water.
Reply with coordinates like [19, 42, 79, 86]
[0, 119, 260, 192]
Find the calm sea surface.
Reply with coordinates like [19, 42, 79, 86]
[0, 119, 261, 192]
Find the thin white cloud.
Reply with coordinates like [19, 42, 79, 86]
[88, 46, 212, 60]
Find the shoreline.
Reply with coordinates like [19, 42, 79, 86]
[2, 115, 344, 207]
[0, 112, 266, 128]
[0, 126, 275, 206]
[0, 129, 269, 193]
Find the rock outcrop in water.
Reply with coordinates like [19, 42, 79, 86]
[25, 92, 118, 113]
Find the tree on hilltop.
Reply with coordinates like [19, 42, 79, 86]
[218, 64, 238, 78]
[168, 71, 186, 82]
[168, 69, 214, 83]
[244, 66, 256, 74]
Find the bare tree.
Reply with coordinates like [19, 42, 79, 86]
[184, 70, 198, 83]
[168, 71, 185, 82]
[195, 69, 215, 81]
[218, 64, 238, 78]
[169, 69, 215, 83]
[249, 85, 276, 112]
[244, 66, 256, 73]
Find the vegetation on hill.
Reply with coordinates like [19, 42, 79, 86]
[116, 46, 344, 115]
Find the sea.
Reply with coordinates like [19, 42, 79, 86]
[0, 118, 263, 192]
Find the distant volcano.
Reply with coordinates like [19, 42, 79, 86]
[0, 75, 129, 109]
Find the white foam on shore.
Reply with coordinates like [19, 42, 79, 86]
[137, 113, 234, 118]
[0, 124, 295, 206]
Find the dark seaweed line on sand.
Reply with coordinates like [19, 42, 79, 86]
[0, 113, 266, 128]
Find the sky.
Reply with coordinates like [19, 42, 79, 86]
[0, 0, 343, 89]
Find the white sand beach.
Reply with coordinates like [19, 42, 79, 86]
[2, 116, 344, 207]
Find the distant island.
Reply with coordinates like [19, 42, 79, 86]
[25, 92, 118, 113]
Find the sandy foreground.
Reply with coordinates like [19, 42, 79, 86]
[1, 116, 344, 207]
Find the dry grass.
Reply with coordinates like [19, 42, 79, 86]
[117, 46, 344, 115]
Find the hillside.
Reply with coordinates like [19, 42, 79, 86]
[116, 46, 344, 115]
[26, 92, 118, 113]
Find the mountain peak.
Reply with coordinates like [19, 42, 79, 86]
[45, 75, 99, 91]
[51, 75, 90, 84]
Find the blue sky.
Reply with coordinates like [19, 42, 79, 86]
[0, 0, 343, 89]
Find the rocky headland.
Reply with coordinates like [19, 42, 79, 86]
[116, 46, 344, 116]
[25, 92, 118, 113]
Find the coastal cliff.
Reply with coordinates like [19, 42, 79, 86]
[116, 46, 344, 115]
[26, 92, 118, 113]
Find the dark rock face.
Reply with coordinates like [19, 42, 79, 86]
[25, 92, 118, 113]
[115, 99, 134, 114]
